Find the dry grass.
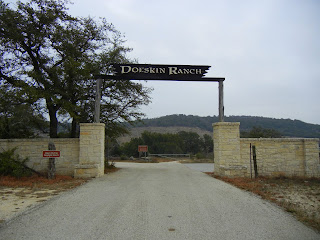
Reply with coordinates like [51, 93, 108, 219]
[0, 175, 87, 190]
[105, 167, 120, 174]
[209, 174, 320, 232]
[1, 165, 120, 190]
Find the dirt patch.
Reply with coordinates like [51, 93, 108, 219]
[105, 166, 120, 174]
[179, 159, 214, 163]
[0, 175, 88, 224]
[1, 168, 121, 224]
[209, 174, 320, 232]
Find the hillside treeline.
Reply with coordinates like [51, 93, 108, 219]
[134, 114, 320, 138]
[116, 131, 213, 158]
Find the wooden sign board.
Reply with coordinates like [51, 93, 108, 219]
[95, 64, 224, 82]
[43, 150, 60, 158]
[111, 64, 216, 81]
[138, 145, 148, 153]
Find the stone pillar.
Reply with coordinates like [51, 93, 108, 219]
[74, 123, 105, 178]
[213, 122, 246, 177]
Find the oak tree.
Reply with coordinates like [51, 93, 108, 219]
[0, 0, 151, 138]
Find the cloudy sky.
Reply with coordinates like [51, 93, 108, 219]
[6, 0, 320, 124]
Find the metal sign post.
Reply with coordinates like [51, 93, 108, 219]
[138, 145, 148, 160]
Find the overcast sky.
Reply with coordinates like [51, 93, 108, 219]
[5, 0, 320, 124]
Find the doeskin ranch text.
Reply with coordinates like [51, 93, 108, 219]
[119, 65, 205, 75]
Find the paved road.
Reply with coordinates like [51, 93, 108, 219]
[0, 162, 319, 240]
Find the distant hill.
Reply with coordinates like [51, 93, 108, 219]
[130, 114, 320, 139]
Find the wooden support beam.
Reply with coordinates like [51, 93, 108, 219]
[94, 78, 102, 123]
[219, 80, 224, 122]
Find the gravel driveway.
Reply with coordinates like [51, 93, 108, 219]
[0, 162, 319, 240]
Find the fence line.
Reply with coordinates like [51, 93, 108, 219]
[149, 154, 190, 158]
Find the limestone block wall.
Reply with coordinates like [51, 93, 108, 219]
[0, 138, 79, 175]
[213, 122, 320, 178]
[0, 123, 106, 178]
[240, 138, 319, 177]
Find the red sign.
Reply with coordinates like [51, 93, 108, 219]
[138, 145, 148, 153]
[43, 151, 60, 158]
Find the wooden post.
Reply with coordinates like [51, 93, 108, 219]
[94, 78, 102, 123]
[250, 143, 253, 179]
[48, 141, 56, 179]
[252, 145, 258, 178]
[219, 80, 224, 122]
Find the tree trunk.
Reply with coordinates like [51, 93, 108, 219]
[47, 100, 59, 138]
[48, 141, 56, 179]
[71, 118, 78, 138]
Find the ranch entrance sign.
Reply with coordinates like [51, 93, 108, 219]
[110, 64, 223, 81]
[95, 64, 225, 122]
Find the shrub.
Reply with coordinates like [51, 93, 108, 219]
[105, 160, 116, 169]
[195, 152, 205, 159]
[0, 148, 32, 178]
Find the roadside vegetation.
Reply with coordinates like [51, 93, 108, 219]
[0, 148, 33, 178]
